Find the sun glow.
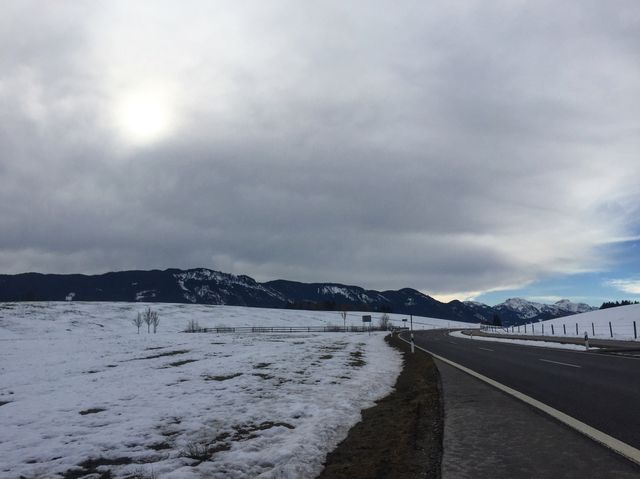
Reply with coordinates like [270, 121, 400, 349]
[113, 85, 176, 146]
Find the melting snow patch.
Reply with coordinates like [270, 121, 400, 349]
[0, 302, 403, 479]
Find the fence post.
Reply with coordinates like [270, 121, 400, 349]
[609, 321, 613, 338]
[532, 324, 535, 334]
[518, 325, 520, 333]
[592, 323, 595, 336]
[563, 324, 566, 335]
[576, 323, 578, 335]
[525, 324, 527, 334]
[551, 324, 554, 335]
[634, 321, 637, 340]
[542, 324, 544, 335]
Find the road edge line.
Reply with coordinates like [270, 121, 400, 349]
[398, 332, 640, 467]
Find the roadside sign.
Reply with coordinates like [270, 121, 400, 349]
[362, 315, 372, 323]
[402, 318, 407, 322]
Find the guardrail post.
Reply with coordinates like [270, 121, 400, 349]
[609, 321, 613, 338]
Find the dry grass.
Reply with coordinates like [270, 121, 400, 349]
[318, 334, 443, 479]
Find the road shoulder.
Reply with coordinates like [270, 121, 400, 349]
[317, 334, 442, 479]
[436, 358, 640, 478]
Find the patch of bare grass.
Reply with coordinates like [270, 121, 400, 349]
[138, 349, 190, 360]
[203, 373, 242, 381]
[318, 334, 442, 479]
[348, 350, 366, 368]
[164, 359, 198, 368]
[79, 408, 106, 415]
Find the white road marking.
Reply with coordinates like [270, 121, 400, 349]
[398, 332, 640, 467]
[479, 347, 494, 352]
[539, 358, 582, 368]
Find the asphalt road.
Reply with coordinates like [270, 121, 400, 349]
[407, 329, 640, 451]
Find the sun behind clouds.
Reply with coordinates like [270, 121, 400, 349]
[112, 83, 177, 146]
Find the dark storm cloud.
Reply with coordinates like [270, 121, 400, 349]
[1, 1, 639, 297]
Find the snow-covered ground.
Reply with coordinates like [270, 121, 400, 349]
[449, 330, 594, 351]
[0, 302, 467, 479]
[485, 303, 640, 341]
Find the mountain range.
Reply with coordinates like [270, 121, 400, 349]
[0, 268, 595, 325]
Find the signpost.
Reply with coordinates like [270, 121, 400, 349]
[362, 315, 372, 335]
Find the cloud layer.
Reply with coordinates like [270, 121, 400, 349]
[2, 1, 640, 296]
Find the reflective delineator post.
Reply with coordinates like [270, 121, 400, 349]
[609, 321, 613, 338]
[410, 315, 414, 353]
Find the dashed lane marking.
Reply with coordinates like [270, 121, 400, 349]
[539, 358, 581, 368]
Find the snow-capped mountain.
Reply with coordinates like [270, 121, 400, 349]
[0, 269, 595, 324]
[487, 298, 596, 326]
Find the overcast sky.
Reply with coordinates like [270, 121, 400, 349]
[2, 1, 640, 304]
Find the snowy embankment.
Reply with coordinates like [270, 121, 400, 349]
[485, 303, 640, 341]
[449, 330, 592, 351]
[0, 302, 465, 479]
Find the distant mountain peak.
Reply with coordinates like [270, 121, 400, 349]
[491, 297, 596, 323]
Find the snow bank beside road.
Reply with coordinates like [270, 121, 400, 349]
[450, 330, 592, 351]
[0, 302, 402, 479]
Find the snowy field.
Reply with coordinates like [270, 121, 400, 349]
[0, 302, 467, 479]
[485, 303, 640, 341]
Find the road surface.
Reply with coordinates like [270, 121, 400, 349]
[406, 329, 640, 452]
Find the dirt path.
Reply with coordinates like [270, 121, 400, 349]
[317, 334, 442, 479]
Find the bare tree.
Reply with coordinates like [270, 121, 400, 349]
[141, 307, 158, 334]
[132, 312, 143, 334]
[379, 313, 391, 331]
[151, 311, 160, 333]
